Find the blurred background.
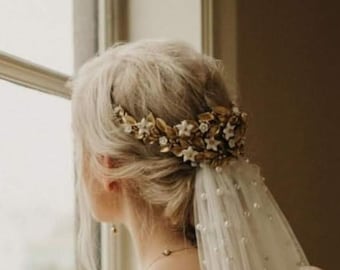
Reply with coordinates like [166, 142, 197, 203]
[0, 0, 338, 270]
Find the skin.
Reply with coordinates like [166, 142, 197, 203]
[83, 154, 200, 270]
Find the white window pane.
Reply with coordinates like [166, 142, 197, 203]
[0, 79, 75, 270]
[0, 0, 74, 75]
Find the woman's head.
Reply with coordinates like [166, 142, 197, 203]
[69, 39, 238, 268]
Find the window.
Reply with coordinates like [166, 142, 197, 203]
[0, 80, 74, 270]
[0, 0, 75, 269]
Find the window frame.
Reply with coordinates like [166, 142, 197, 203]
[0, 0, 214, 269]
[0, 51, 70, 99]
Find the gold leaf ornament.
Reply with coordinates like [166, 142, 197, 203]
[156, 118, 168, 133]
[146, 112, 156, 125]
[207, 125, 220, 137]
[198, 112, 215, 122]
[123, 114, 137, 125]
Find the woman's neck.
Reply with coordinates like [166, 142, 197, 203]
[131, 220, 194, 269]
[122, 204, 194, 269]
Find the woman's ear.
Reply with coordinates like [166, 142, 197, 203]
[101, 155, 122, 193]
[103, 180, 121, 192]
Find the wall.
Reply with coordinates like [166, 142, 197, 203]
[214, 1, 340, 269]
[128, 0, 201, 52]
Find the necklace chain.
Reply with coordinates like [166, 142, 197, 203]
[144, 247, 195, 270]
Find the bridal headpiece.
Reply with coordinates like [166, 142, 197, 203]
[112, 103, 248, 169]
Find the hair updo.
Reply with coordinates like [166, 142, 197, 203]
[69, 39, 238, 269]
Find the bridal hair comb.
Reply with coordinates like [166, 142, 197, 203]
[112, 103, 248, 169]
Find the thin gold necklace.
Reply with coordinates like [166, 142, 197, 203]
[144, 247, 196, 270]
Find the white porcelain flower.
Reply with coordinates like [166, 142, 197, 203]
[228, 138, 236, 148]
[181, 146, 198, 162]
[199, 122, 209, 133]
[223, 122, 235, 140]
[205, 137, 221, 151]
[176, 120, 194, 137]
[159, 136, 168, 146]
[137, 118, 153, 136]
[123, 124, 133, 133]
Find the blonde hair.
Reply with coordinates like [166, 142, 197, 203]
[69, 39, 238, 270]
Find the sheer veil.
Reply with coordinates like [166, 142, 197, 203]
[194, 157, 313, 270]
